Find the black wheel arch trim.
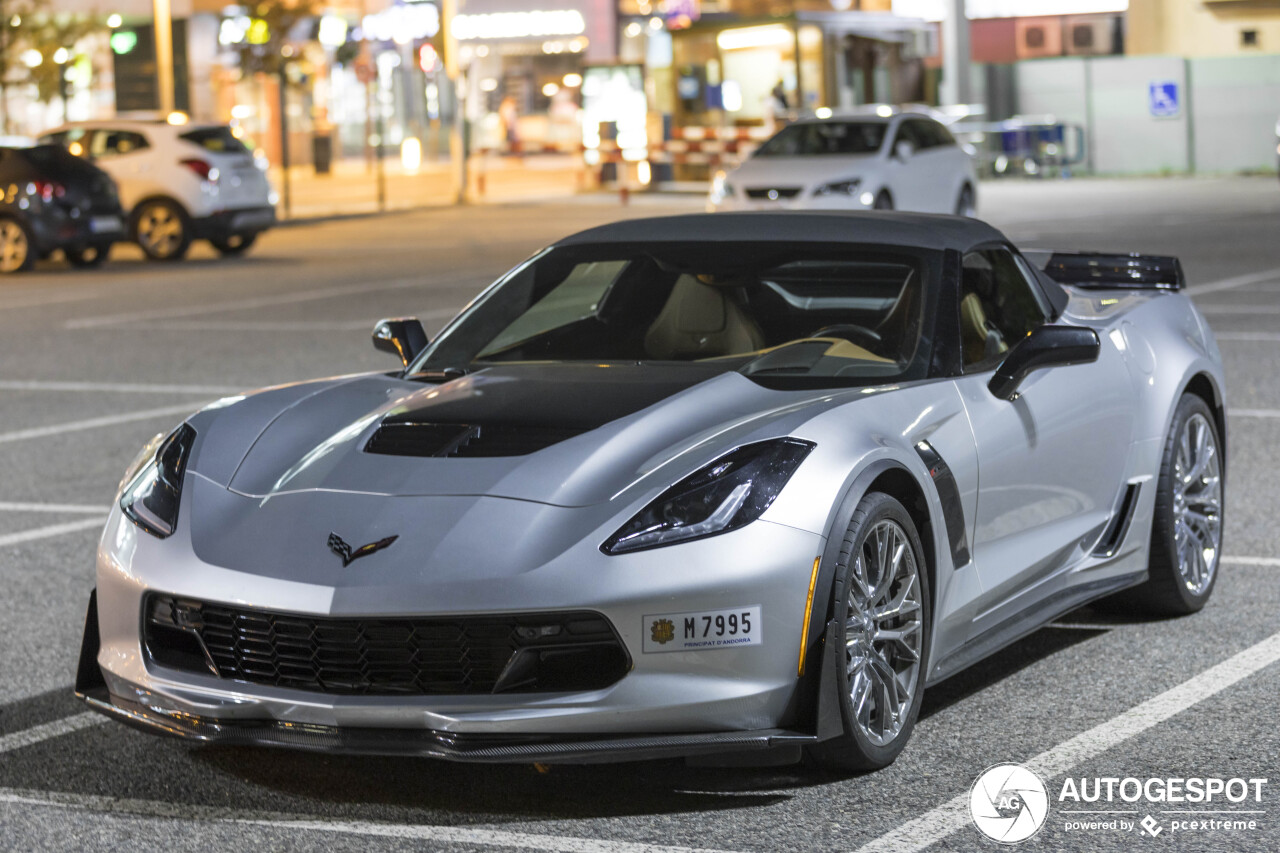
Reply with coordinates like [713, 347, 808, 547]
[788, 457, 940, 741]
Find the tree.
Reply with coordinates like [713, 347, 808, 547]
[25, 11, 103, 107]
[227, 0, 321, 216]
[0, 0, 102, 132]
[231, 0, 320, 77]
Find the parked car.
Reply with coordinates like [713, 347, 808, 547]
[0, 144, 125, 272]
[709, 109, 978, 216]
[76, 212, 1225, 770]
[39, 118, 276, 261]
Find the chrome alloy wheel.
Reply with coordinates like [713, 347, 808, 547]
[1172, 412, 1222, 596]
[845, 518, 924, 747]
[136, 203, 184, 258]
[0, 219, 29, 272]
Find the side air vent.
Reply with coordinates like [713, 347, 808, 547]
[1093, 482, 1141, 557]
[364, 422, 587, 458]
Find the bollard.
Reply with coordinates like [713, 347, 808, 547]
[619, 185, 629, 205]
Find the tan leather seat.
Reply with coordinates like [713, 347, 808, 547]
[960, 292, 1007, 366]
[644, 275, 766, 360]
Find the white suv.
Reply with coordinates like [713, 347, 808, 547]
[40, 118, 276, 260]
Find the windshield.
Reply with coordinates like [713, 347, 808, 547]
[756, 122, 887, 157]
[409, 242, 936, 388]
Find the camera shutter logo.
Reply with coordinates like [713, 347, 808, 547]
[969, 763, 1050, 843]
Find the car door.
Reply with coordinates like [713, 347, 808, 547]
[882, 119, 926, 210]
[885, 119, 952, 213]
[922, 120, 972, 213]
[951, 246, 1135, 631]
[88, 128, 151, 212]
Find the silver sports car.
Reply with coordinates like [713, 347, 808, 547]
[76, 212, 1226, 770]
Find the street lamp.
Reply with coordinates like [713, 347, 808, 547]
[153, 0, 174, 113]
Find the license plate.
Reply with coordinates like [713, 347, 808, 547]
[89, 215, 122, 234]
[642, 605, 762, 653]
[231, 209, 273, 230]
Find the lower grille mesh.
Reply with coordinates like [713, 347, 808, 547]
[145, 596, 629, 696]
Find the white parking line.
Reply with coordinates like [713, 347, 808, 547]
[853, 629, 1280, 853]
[0, 787, 744, 853]
[0, 380, 240, 394]
[1184, 266, 1280, 297]
[63, 278, 432, 329]
[1222, 555, 1280, 567]
[0, 403, 200, 445]
[0, 519, 105, 548]
[1196, 304, 1280, 315]
[0, 713, 105, 755]
[1215, 332, 1280, 342]
[0, 502, 109, 514]
[1227, 408, 1280, 419]
[0, 291, 99, 312]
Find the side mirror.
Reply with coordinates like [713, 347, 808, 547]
[893, 140, 915, 161]
[988, 325, 1100, 401]
[372, 317, 428, 367]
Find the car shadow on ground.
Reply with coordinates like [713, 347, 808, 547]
[919, 618, 1111, 721]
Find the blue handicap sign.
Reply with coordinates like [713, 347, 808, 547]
[1148, 81, 1180, 118]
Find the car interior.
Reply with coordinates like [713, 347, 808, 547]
[444, 247, 930, 382]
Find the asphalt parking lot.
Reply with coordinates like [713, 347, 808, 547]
[1, 178, 1278, 852]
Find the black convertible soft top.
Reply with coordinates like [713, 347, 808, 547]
[556, 211, 1008, 253]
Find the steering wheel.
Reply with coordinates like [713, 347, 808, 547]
[809, 323, 882, 352]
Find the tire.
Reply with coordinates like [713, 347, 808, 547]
[873, 191, 894, 211]
[210, 232, 257, 256]
[955, 184, 976, 217]
[0, 216, 34, 273]
[1114, 394, 1224, 615]
[807, 492, 930, 771]
[65, 243, 111, 268]
[132, 199, 191, 261]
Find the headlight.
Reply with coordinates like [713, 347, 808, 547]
[814, 178, 861, 197]
[709, 170, 735, 204]
[120, 423, 196, 539]
[602, 438, 814, 555]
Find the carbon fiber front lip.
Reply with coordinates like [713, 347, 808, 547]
[75, 685, 815, 764]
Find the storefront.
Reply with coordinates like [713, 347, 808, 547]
[617, 1, 931, 129]
[452, 0, 616, 153]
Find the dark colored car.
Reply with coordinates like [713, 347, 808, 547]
[0, 144, 125, 272]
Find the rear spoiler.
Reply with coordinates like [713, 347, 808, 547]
[1025, 251, 1186, 291]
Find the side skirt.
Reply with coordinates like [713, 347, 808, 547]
[925, 569, 1146, 687]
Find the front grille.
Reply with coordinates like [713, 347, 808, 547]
[364, 422, 586, 458]
[745, 186, 803, 200]
[144, 595, 630, 696]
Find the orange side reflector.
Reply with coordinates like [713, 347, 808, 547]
[798, 556, 822, 677]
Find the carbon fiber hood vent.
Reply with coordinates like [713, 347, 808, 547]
[364, 422, 588, 458]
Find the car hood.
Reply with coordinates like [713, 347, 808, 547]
[730, 154, 880, 188]
[185, 365, 834, 509]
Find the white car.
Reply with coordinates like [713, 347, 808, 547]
[39, 119, 276, 260]
[709, 110, 977, 217]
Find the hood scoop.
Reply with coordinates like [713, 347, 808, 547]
[365, 422, 588, 458]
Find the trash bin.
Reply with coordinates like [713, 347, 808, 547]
[312, 132, 333, 175]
